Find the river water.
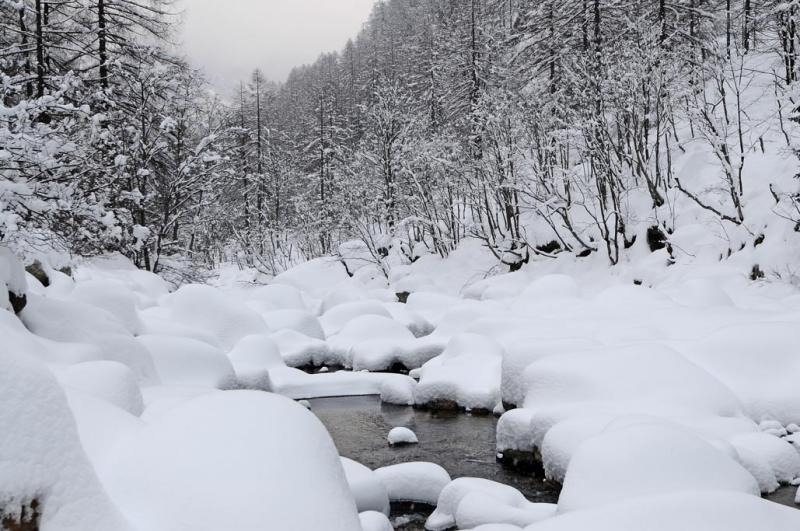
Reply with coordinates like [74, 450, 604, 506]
[310, 395, 799, 529]
[309, 395, 560, 530]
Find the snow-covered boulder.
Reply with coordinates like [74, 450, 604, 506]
[388, 427, 418, 446]
[320, 300, 393, 337]
[329, 314, 414, 367]
[524, 491, 800, 531]
[161, 284, 268, 350]
[730, 432, 800, 488]
[273, 257, 352, 299]
[682, 321, 800, 425]
[500, 338, 599, 408]
[226, 334, 284, 390]
[359, 511, 393, 531]
[56, 360, 144, 416]
[261, 309, 324, 339]
[106, 391, 361, 531]
[21, 295, 158, 382]
[269, 328, 331, 367]
[137, 335, 236, 389]
[380, 376, 417, 405]
[556, 421, 760, 513]
[374, 462, 451, 505]
[69, 280, 144, 335]
[383, 301, 434, 337]
[427, 477, 554, 531]
[65, 389, 144, 477]
[521, 344, 743, 418]
[0, 334, 131, 531]
[415, 333, 504, 411]
[341, 458, 390, 515]
[247, 283, 307, 311]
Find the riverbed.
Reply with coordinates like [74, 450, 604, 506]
[309, 395, 560, 530]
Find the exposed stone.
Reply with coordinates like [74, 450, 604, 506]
[496, 447, 545, 477]
[8, 291, 26, 314]
[1, 499, 41, 531]
[646, 225, 668, 252]
[24, 261, 49, 288]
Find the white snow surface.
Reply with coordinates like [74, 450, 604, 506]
[374, 462, 451, 505]
[5, 237, 800, 531]
[556, 420, 760, 513]
[415, 333, 504, 410]
[524, 492, 800, 531]
[426, 477, 555, 531]
[340, 457, 390, 515]
[0, 320, 131, 531]
[387, 426, 418, 445]
[137, 334, 236, 389]
[105, 391, 361, 531]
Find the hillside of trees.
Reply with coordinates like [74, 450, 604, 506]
[3, 0, 800, 280]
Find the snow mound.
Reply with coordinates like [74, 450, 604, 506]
[525, 491, 800, 531]
[273, 257, 352, 298]
[261, 309, 324, 339]
[321, 301, 393, 338]
[556, 421, 760, 513]
[683, 321, 800, 424]
[69, 280, 144, 335]
[388, 427, 418, 446]
[521, 344, 742, 417]
[500, 338, 599, 408]
[329, 314, 415, 367]
[341, 458, 390, 515]
[427, 477, 554, 531]
[374, 462, 451, 505]
[137, 335, 236, 389]
[380, 377, 417, 405]
[57, 361, 144, 416]
[359, 511, 394, 531]
[730, 432, 800, 487]
[455, 491, 557, 529]
[248, 283, 307, 311]
[161, 284, 268, 350]
[226, 334, 283, 390]
[64, 389, 144, 478]
[517, 274, 581, 301]
[415, 333, 504, 411]
[0, 336, 131, 531]
[20, 294, 158, 382]
[463, 525, 524, 531]
[383, 301, 435, 337]
[270, 328, 331, 367]
[76, 255, 170, 308]
[106, 391, 361, 531]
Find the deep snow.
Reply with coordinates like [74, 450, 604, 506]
[4, 233, 800, 530]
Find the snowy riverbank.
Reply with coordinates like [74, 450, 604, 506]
[3, 245, 800, 530]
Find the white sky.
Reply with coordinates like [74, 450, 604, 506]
[179, 0, 376, 89]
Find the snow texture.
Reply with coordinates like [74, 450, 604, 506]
[374, 462, 451, 505]
[387, 426, 418, 446]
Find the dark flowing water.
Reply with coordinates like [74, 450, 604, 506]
[309, 395, 560, 530]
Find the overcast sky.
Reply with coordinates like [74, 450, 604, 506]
[179, 0, 376, 90]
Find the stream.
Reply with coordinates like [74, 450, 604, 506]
[309, 395, 560, 530]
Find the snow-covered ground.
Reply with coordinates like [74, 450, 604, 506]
[3, 241, 800, 530]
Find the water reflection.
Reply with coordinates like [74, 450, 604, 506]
[309, 395, 560, 503]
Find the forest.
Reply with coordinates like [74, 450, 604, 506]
[4, 0, 799, 280]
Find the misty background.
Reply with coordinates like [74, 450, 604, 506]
[180, 0, 376, 88]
